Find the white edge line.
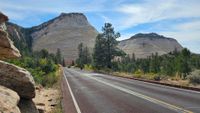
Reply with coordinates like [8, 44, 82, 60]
[89, 72, 200, 94]
[63, 69, 82, 113]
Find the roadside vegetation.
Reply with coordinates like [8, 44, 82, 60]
[7, 48, 64, 87]
[75, 23, 200, 86]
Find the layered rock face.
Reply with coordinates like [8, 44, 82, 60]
[0, 13, 21, 59]
[31, 13, 98, 62]
[0, 12, 38, 113]
[118, 33, 183, 58]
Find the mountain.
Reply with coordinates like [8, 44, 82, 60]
[6, 22, 32, 55]
[118, 33, 183, 58]
[30, 13, 98, 62]
[5, 13, 184, 61]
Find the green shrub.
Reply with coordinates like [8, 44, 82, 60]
[188, 70, 200, 84]
[84, 64, 93, 71]
[133, 69, 143, 78]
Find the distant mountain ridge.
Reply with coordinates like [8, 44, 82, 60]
[118, 33, 183, 58]
[5, 12, 184, 61]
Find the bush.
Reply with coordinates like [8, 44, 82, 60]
[84, 64, 93, 71]
[133, 69, 143, 78]
[188, 70, 200, 84]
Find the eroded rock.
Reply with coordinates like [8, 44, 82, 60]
[0, 60, 35, 99]
[0, 12, 21, 59]
[0, 85, 20, 113]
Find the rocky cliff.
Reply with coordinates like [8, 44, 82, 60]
[118, 33, 183, 58]
[31, 13, 98, 62]
[0, 12, 38, 113]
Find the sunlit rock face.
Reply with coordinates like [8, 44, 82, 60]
[31, 13, 98, 62]
[0, 12, 21, 59]
[118, 33, 183, 58]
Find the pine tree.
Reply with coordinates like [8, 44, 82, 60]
[62, 58, 66, 67]
[93, 23, 121, 69]
[76, 43, 91, 69]
[56, 48, 62, 64]
[93, 34, 107, 69]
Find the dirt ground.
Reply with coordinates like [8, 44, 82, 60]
[33, 86, 60, 113]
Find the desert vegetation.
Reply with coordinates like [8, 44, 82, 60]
[7, 49, 64, 87]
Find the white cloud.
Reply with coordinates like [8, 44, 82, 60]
[116, 0, 200, 30]
[174, 21, 200, 31]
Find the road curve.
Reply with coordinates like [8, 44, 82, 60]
[62, 68, 200, 113]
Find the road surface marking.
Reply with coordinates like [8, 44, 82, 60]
[63, 69, 82, 113]
[67, 69, 192, 113]
[91, 73, 200, 94]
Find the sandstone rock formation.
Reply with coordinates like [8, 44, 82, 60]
[0, 12, 38, 113]
[118, 33, 183, 58]
[0, 85, 20, 113]
[0, 60, 35, 99]
[0, 12, 21, 59]
[31, 13, 98, 62]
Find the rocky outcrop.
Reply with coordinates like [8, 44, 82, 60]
[118, 33, 183, 58]
[0, 29, 21, 59]
[31, 13, 98, 63]
[0, 85, 20, 113]
[0, 60, 35, 99]
[0, 12, 21, 59]
[0, 12, 38, 113]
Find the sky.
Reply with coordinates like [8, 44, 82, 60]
[0, 0, 200, 53]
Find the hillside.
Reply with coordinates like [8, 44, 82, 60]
[118, 33, 183, 58]
[6, 14, 184, 61]
[31, 13, 98, 63]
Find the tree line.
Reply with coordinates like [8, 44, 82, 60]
[7, 48, 64, 87]
[76, 23, 200, 80]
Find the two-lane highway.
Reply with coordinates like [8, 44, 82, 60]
[62, 68, 200, 113]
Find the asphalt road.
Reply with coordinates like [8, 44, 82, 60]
[63, 68, 200, 113]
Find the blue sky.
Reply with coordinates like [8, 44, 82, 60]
[0, 0, 200, 53]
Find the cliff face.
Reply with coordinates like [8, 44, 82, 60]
[118, 33, 183, 58]
[6, 22, 32, 54]
[0, 12, 38, 113]
[31, 13, 98, 62]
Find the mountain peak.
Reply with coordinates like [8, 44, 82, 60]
[60, 12, 85, 17]
[57, 12, 89, 26]
[131, 33, 166, 39]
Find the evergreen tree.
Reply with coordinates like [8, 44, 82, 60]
[93, 34, 107, 69]
[93, 23, 121, 69]
[76, 43, 84, 69]
[83, 46, 92, 65]
[176, 48, 191, 79]
[76, 43, 91, 69]
[56, 48, 62, 64]
[62, 58, 66, 67]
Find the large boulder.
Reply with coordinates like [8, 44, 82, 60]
[0, 85, 20, 113]
[0, 60, 35, 99]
